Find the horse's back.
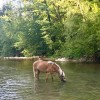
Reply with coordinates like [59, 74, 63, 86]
[33, 60, 43, 68]
[33, 60, 48, 72]
[33, 60, 59, 73]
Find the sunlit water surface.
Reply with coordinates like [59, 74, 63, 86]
[0, 60, 100, 100]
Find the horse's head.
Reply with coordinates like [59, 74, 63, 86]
[57, 64, 66, 82]
[48, 61, 66, 82]
[59, 71, 66, 82]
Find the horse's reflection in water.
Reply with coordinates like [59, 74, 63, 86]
[33, 60, 66, 82]
[33, 79, 65, 100]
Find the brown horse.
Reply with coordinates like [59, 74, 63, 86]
[33, 60, 66, 82]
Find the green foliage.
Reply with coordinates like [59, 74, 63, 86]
[0, 16, 17, 56]
[0, 0, 100, 59]
[56, 0, 100, 58]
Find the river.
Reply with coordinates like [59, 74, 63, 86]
[0, 60, 100, 100]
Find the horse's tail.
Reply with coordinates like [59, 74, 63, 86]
[33, 60, 42, 76]
[33, 60, 39, 77]
[33, 62, 36, 78]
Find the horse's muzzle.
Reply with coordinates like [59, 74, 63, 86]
[61, 77, 66, 82]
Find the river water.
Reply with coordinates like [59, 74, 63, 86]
[0, 60, 100, 100]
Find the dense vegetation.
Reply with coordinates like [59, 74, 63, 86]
[0, 0, 100, 61]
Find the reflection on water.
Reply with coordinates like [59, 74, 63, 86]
[0, 60, 100, 100]
[33, 80, 65, 100]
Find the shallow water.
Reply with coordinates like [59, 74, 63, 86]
[0, 60, 100, 100]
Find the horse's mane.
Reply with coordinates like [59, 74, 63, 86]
[47, 61, 65, 76]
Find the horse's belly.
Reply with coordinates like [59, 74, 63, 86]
[37, 65, 48, 72]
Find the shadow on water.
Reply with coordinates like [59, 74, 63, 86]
[0, 60, 100, 100]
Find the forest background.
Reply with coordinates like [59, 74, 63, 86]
[0, 0, 100, 61]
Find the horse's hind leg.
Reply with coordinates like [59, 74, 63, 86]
[33, 69, 40, 80]
[37, 70, 40, 80]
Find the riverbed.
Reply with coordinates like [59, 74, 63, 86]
[0, 60, 100, 100]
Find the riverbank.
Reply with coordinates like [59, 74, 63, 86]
[55, 57, 100, 63]
[0, 56, 54, 61]
[0, 56, 99, 63]
[0, 56, 38, 60]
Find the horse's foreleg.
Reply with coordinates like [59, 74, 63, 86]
[51, 73, 54, 81]
[46, 72, 50, 82]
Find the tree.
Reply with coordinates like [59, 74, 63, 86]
[0, 0, 100, 60]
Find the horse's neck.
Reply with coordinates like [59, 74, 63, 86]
[54, 63, 63, 76]
[58, 67, 63, 75]
[47, 61, 63, 75]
